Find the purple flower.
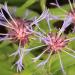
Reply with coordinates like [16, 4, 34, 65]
[30, 12, 75, 75]
[50, 0, 75, 32]
[0, 3, 38, 72]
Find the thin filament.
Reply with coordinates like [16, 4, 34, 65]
[58, 51, 66, 75]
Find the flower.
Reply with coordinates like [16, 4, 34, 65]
[41, 33, 68, 52]
[50, 0, 75, 32]
[31, 12, 75, 75]
[0, 3, 37, 72]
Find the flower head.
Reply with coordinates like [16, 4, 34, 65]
[42, 33, 68, 52]
[7, 18, 32, 46]
[0, 3, 35, 72]
[31, 9, 75, 75]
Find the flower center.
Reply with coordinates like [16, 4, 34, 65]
[42, 33, 68, 52]
[8, 18, 32, 46]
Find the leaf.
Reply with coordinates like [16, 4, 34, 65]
[0, 0, 27, 6]
[40, 0, 46, 11]
[50, 52, 75, 75]
[67, 33, 75, 50]
[49, 4, 71, 18]
[16, 0, 37, 17]
[0, 43, 46, 75]
[22, 9, 39, 19]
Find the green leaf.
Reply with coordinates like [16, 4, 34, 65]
[0, 0, 27, 6]
[40, 0, 46, 11]
[67, 33, 75, 49]
[22, 9, 39, 19]
[49, 4, 71, 18]
[16, 0, 36, 17]
[50, 52, 75, 75]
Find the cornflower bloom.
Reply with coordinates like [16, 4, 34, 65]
[0, 3, 35, 72]
[29, 12, 75, 75]
[0, 3, 46, 72]
[50, 0, 75, 32]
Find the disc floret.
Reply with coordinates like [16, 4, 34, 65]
[42, 33, 68, 52]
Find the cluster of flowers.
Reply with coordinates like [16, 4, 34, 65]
[0, 0, 75, 74]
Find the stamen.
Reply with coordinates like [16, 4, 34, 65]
[58, 51, 66, 75]
[0, 33, 9, 35]
[24, 45, 45, 53]
[46, 13, 51, 32]
[11, 42, 25, 72]
[65, 37, 75, 42]
[68, 0, 74, 13]
[0, 13, 5, 21]
[50, 2, 67, 13]
[62, 50, 75, 58]
[36, 9, 48, 22]
[1, 9, 13, 27]
[36, 24, 46, 34]
[32, 47, 49, 62]
[46, 12, 60, 31]
[26, 27, 44, 37]
[0, 22, 14, 29]
[30, 9, 49, 26]
[9, 42, 21, 57]
[3, 2, 18, 27]
[73, 0, 75, 8]
[37, 51, 52, 67]
[12, 56, 24, 72]
[66, 47, 75, 53]
[58, 16, 72, 36]
[33, 17, 46, 34]
[0, 37, 12, 41]
[9, 48, 20, 57]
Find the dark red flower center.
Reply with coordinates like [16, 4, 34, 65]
[43, 33, 68, 52]
[7, 18, 32, 46]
